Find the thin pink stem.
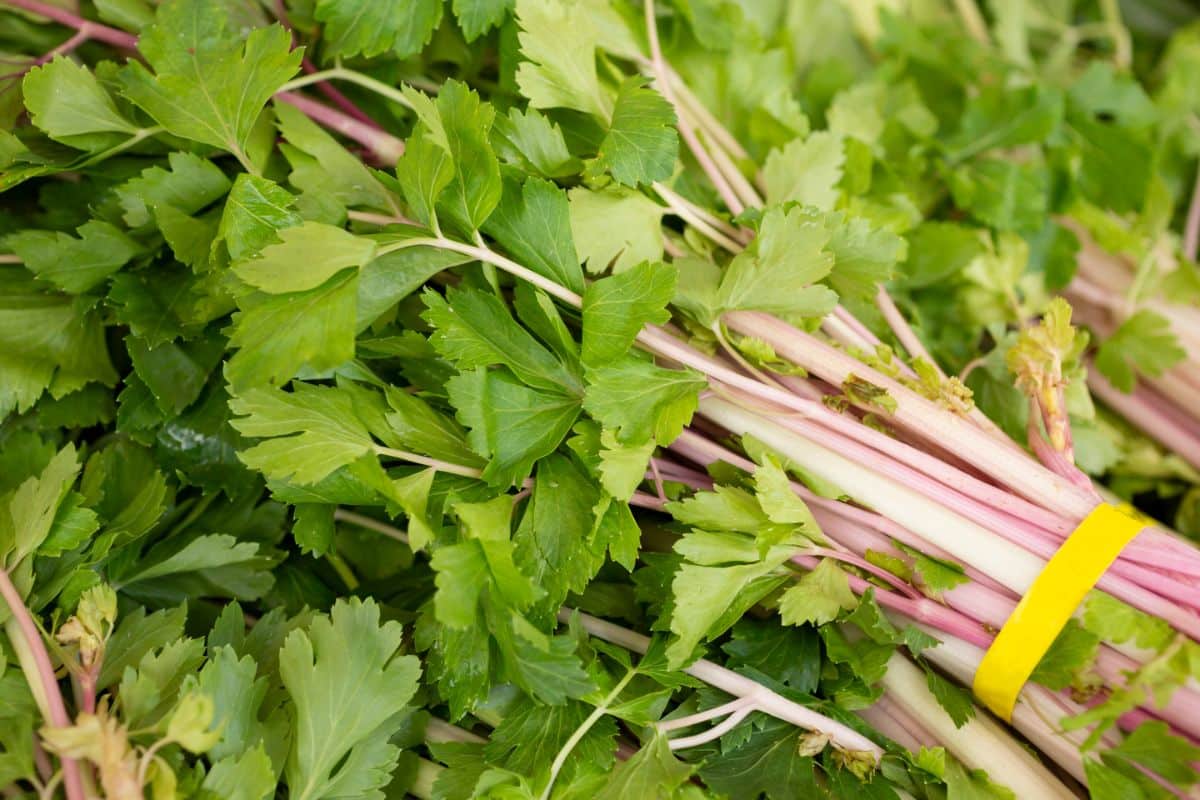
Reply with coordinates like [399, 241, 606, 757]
[308, 73, 384, 129]
[275, 0, 382, 133]
[629, 492, 667, 511]
[1089, 366, 1200, 471]
[0, 571, 84, 800]
[684, 397, 1200, 633]
[1026, 407, 1092, 492]
[642, 0, 744, 215]
[773, 373, 828, 401]
[778, 403, 1200, 616]
[2, 0, 138, 49]
[640, 324, 1076, 534]
[668, 428, 1018, 598]
[831, 562, 994, 649]
[275, 91, 404, 164]
[867, 291, 1012, 448]
[32, 737, 52, 782]
[874, 290, 931, 369]
[648, 459, 666, 501]
[35, 28, 88, 64]
[822, 313, 877, 355]
[724, 310, 1099, 518]
[860, 695, 937, 751]
[649, 459, 713, 489]
[1096, 650, 1200, 741]
[79, 667, 97, 716]
[664, 67, 749, 160]
[1185, 164, 1200, 263]
[867, 293, 1017, 455]
[795, 550, 923, 600]
[816, 508, 1007, 601]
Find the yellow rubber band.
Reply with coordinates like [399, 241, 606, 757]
[972, 503, 1145, 720]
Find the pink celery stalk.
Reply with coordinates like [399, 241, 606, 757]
[0, 572, 85, 800]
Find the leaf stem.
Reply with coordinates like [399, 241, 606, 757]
[795, 548, 924, 601]
[663, 68, 748, 161]
[372, 445, 484, 478]
[278, 67, 414, 111]
[425, 717, 485, 744]
[666, 705, 754, 750]
[270, 0, 385, 133]
[376, 237, 583, 307]
[1097, 0, 1132, 69]
[333, 509, 409, 544]
[699, 394, 1200, 639]
[871, 290, 1018, 446]
[134, 738, 170, 792]
[652, 182, 745, 253]
[0, 570, 85, 800]
[1087, 367, 1200, 471]
[880, 652, 1079, 799]
[326, 552, 359, 590]
[70, 126, 164, 170]
[538, 668, 637, 800]
[693, 127, 762, 211]
[722, 311, 1097, 517]
[710, 321, 786, 391]
[33, 28, 89, 64]
[657, 696, 754, 732]
[563, 608, 883, 760]
[347, 210, 416, 227]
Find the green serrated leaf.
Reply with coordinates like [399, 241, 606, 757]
[716, 206, 837, 320]
[778, 559, 858, 627]
[115, 151, 231, 229]
[280, 598, 421, 800]
[23, 57, 138, 148]
[569, 186, 665, 275]
[589, 78, 678, 187]
[582, 260, 675, 368]
[234, 222, 377, 294]
[584, 356, 705, 445]
[218, 173, 302, 260]
[120, 0, 301, 166]
[1094, 310, 1187, 392]
[225, 270, 358, 391]
[483, 176, 584, 295]
[7, 221, 140, 294]
[230, 382, 377, 485]
[514, 0, 610, 120]
[315, 0, 442, 60]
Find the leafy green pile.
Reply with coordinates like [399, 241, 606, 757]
[3, 1, 1200, 799]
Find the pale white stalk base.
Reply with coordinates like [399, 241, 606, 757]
[698, 396, 1046, 594]
[911, 624, 1113, 785]
[879, 653, 1077, 800]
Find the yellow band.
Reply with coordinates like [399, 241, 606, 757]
[972, 503, 1145, 720]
